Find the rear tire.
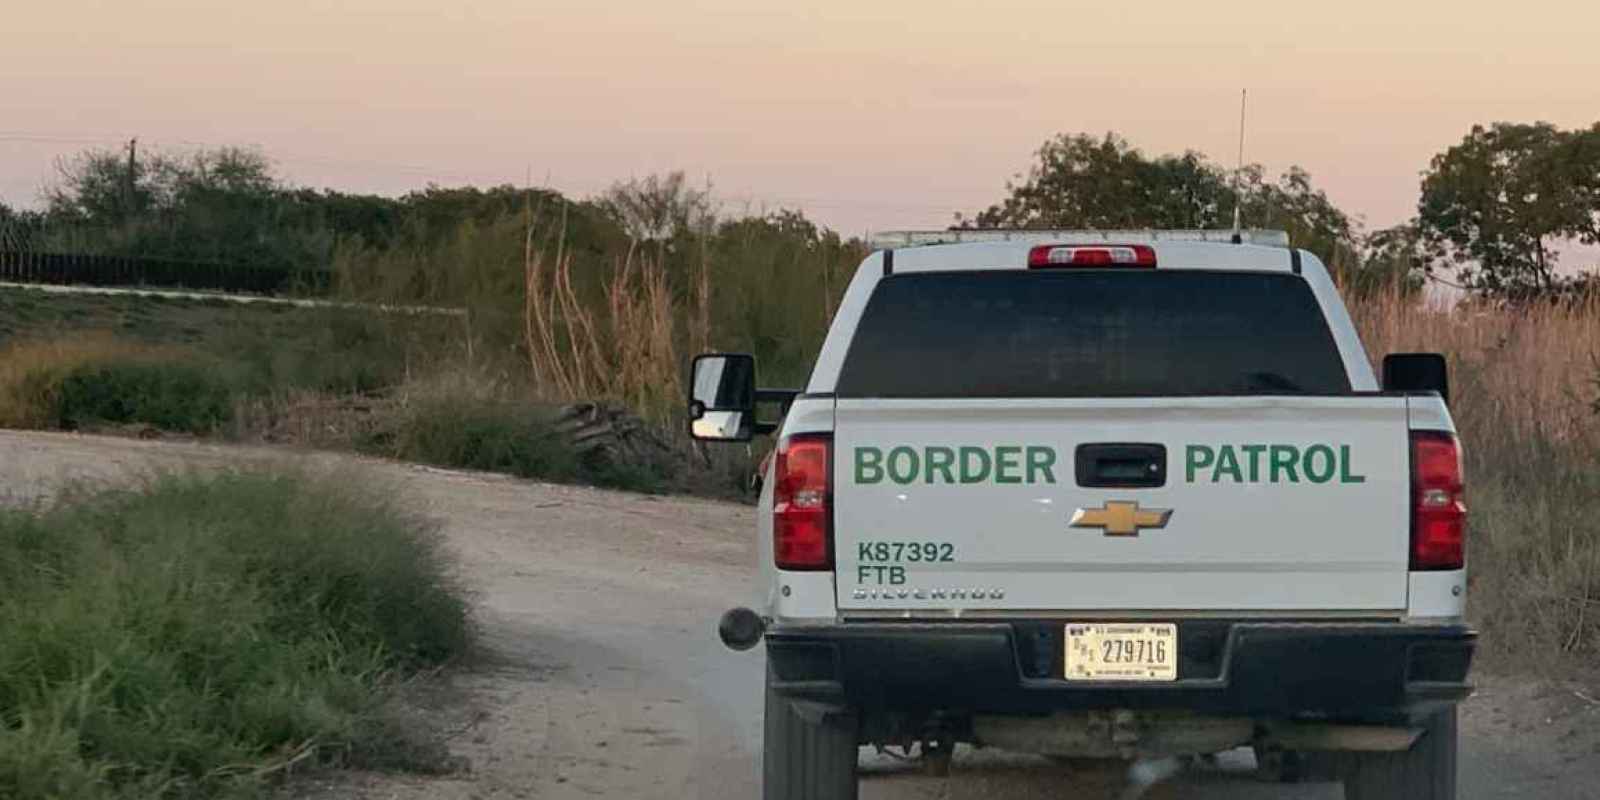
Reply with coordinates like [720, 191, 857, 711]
[763, 663, 859, 800]
[1301, 707, 1457, 800]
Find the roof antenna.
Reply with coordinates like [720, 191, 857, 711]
[1230, 89, 1247, 244]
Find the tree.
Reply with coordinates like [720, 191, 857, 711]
[1417, 122, 1600, 295]
[2, 202, 26, 250]
[38, 146, 341, 270]
[601, 172, 713, 242]
[1231, 164, 1367, 279]
[45, 147, 153, 226]
[965, 132, 1361, 273]
[967, 133, 1232, 230]
[1352, 223, 1429, 296]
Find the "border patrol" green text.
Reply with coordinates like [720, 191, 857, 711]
[855, 446, 1057, 485]
[1186, 444, 1365, 484]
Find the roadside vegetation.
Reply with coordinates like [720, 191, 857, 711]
[0, 469, 471, 799]
[1353, 293, 1600, 670]
[363, 377, 678, 493]
[2, 123, 1597, 670]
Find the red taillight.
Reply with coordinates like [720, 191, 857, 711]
[774, 434, 832, 571]
[1027, 244, 1156, 269]
[1410, 431, 1466, 571]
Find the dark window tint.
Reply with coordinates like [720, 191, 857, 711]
[837, 270, 1351, 398]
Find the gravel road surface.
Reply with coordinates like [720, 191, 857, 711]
[1, 430, 1594, 799]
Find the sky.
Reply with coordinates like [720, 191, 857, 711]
[3, 0, 1599, 239]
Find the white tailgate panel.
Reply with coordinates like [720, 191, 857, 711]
[832, 397, 1410, 613]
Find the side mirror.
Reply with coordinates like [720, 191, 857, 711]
[688, 353, 757, 441]
[1382, 353, 1450, 404]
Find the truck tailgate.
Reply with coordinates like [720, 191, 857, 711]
[833, 396, 1411, 613]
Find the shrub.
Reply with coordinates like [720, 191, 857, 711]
[55, 360, 235, 433]
[0, 338, 151, 429]
[365, 393, 669, 493]
[0, 338, 239, 434]
[377, 397, 579, 478]
[0, 469, 471, 799]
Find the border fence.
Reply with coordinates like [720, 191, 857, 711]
[0, 251, 330, 295]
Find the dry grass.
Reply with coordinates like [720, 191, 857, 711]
[1352, 292, 1600, 449]
[523, 231, 683, 422]
[1349, 291, 1600, 669]
[0, 337, 158, 429]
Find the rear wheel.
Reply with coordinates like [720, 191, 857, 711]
[1300, 707, 1457, 800]
[763, 663, 859, 800]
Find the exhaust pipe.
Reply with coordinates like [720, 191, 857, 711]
[718, 607, 766, 651]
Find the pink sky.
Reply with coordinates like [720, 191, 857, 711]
[4, 0, 1598, 239]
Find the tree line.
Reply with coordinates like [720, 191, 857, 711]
[966, 125, 1600, 298]
[1, 120, 1597, 299]
[0, 147, 600, 274]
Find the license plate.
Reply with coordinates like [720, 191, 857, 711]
[1064, 623, 1178, 681]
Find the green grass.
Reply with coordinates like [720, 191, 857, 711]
[0, 287, 462, 398]
[0, 291, 691, 495]
[0, 286, 469, 437]
[0, 470, 471, 799]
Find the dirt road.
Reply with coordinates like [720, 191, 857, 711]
[1, 430, 1594, 799]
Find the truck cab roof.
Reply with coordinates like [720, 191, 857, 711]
[869, 229, 1300, 274]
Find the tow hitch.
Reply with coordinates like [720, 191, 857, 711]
[718, 607, 765, 651]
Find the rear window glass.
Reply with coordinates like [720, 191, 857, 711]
[836, 270, 1351, 398]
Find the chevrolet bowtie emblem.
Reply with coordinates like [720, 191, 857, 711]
[1070, 501, 1173, 537]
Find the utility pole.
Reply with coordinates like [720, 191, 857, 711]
[124, 137, 138, 217]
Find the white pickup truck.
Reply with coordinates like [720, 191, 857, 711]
[689, 230, 1474, 800]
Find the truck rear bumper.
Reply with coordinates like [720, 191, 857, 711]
[765, 620, 1474, 721]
